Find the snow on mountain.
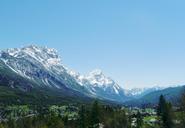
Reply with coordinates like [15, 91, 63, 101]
[0, 45, 83, 91]
[0, 45, 128, 102]
[68, 69, 128, 101]
[125, 86, 165, 98]
[87, 69, 115, 87]
[68, 70, 86, 86]
[5, 45, 62, 68]
[86, 69, 121, 94]
[1, 45, 175, 103]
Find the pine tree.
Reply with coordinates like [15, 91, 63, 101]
[157, 95, 166, 117]
[78, 105, 86, 128]
[7, 118, 16, 128]
[180, 90, 185, 127]
[136, 111, 143, 128]
[90, 100, 100, 128]
[114, 110, 131, 128]
[62, 115, 68, 127]
[157, 95, 173, 128]
[163, 103, 173, 128]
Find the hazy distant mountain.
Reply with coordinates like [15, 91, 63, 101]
[124, 85, 185, 107]
[125, 86, 165, 98]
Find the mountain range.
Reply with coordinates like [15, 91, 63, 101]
[0, 45, 184, 106]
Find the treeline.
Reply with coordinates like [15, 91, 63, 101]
[0, 90, 185, 128]
[0, 101, 131, 128]
[156, 91, 185, 128]
[78, 101, 131, 128]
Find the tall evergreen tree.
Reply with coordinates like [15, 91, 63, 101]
[157, 95, 173, 128]
[62, 115, 68, 127]
[136, 111, 143, 128]
[180, 90, 185, 127]
[78, 105, 86, 128]
[157, 95, 166, 116]
[90, 100, 100, 128]
[162, 102, 173, 128]
[115, 110, 131, 128]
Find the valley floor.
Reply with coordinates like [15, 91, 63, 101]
[0, 100, 184, 128]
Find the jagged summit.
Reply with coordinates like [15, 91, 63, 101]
[2, 45, 62, 67]
[0, 45, 128, 102]
[86, 69, 115, 87]
[88, 69, 103, 76]
[1, 45, 175, 103]
[5, 45, 58, 56]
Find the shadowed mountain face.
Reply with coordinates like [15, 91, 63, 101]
[0, 45, 128, 104]
[0, 45, 184, 105]
[0, 58, 92, 105]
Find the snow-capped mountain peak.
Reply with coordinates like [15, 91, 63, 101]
[0, 45, 128, 102]
[67, 68, 127, 100]
[86, 69, 114, 87]
[125, 86, 165, 97]
[88, 69, 103, 76]
[68, 70, 86, 86]
[3, 45, 62, 68]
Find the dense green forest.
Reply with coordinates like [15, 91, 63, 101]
[0, 90, 184, 128]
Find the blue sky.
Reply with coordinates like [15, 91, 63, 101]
[0, 0, 185, 89]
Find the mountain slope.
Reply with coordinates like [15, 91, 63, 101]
[0, 59, 92, 105]
[125, 86, 165, 98]
[70, 69, 128, 102]
[0, 45, 128, 104]
[0, 45, 87, 92]
[1, 45, 183, 105]
[124, 85, 185, 107]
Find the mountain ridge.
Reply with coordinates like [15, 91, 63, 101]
[0, 45, 128, 103]
[0, 45, 184, 105]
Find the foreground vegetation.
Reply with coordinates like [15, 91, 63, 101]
[0, 91, 184, 128]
